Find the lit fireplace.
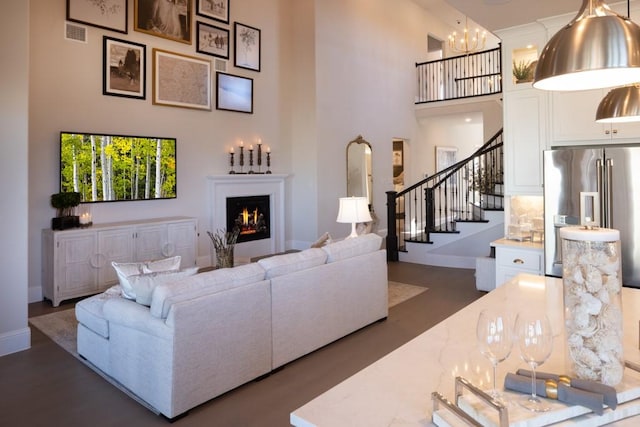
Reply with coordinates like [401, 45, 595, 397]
[226, 195, 270, 243]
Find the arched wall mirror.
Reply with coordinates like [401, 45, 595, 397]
[346, 135, 373, 207]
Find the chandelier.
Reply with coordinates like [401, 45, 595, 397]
[448, 17, 487, 55]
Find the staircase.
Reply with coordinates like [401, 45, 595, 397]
[386, 129, 504, 268]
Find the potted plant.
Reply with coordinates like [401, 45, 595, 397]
[50, 191, 81, 230]
[512, 60, 533, 83]
[207, 228, 240, 268]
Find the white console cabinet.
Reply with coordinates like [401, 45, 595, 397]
[42, 216, 197, 306]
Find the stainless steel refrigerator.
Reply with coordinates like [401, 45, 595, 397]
[544, 146, 640, 288]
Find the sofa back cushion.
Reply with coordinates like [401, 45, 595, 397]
[150, 263, 266, 318]
[128, 267, 199, 306]
[257, 248, 327, 279]
[322, 233, 382, 263]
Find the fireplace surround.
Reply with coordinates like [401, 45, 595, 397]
[207, 174, 288, 261]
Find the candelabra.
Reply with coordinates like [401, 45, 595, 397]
[248, 145, 254, 174]
[228, 142, 272, 174]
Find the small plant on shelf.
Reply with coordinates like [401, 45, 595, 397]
[512, 60, 533, 83]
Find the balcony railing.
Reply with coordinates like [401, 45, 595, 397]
[416, 46, 502, 104]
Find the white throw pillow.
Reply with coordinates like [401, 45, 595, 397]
[129, 267, 199, 306]
[112, 256, 182, 300]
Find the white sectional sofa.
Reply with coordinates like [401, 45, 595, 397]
[75, 233, 387, 419]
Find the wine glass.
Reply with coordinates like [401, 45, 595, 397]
[514, 312, 554, 412]
[477, 309, 513, 404]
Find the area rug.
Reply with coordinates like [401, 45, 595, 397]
[388, 281, 428, 307]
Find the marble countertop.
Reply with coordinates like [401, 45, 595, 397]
[491, 238, 544, 251]
[290, 274, 640, 427]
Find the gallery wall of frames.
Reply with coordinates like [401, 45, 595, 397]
[67, 0, 260, 114]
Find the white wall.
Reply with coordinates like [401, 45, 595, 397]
[0, 1, 30, 356]
[312, 0, 447, 238]
[23, 0, 488, 305]
[28, 0, 294, 300]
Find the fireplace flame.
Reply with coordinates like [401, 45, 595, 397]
[240, 207, 260, 235]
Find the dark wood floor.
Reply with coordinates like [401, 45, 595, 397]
[1, 261, 484, 427]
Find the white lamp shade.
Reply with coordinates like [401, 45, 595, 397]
[336, 197, 371, 238]
[533, 0, 640, 91]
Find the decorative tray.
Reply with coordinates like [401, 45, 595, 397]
[432, 365, 640, 427]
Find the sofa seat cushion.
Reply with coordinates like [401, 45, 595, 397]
[322, 233, 382, 263]
[257, 248, 327, 279]
[75, 285, 124, 338]
[150, 263, 266, 319]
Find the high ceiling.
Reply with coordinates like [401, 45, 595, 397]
[415, 0, 579, 32]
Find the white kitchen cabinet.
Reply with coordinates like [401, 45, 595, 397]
[492, 239, 543, 287]
[42, 216, 197, 306]
[551, 89, 640, 145]
[503, 89, 548, 196]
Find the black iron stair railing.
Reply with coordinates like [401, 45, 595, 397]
[416, 46, 502, 104]
[386, 129, 504, 261]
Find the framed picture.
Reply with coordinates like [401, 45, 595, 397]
[196, 22, 229, 59]
[216, 72, 253, 114]
[436, 146, 458, 172]
[67, 0, 128, 33]
[103, 37, 146, 99]
[134, 0, 192, 44]
[234, 22, 261, 72]
[196, 0, 229, 23]
[153, 49, 211, 110]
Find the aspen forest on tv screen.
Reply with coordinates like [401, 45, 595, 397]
[60, 132, 177, 202]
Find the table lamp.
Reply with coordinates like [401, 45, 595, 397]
[336, 197, 372, 239]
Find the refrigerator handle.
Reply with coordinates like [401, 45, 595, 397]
[606, 158, 613, 228]
[597, 159, 604, 227]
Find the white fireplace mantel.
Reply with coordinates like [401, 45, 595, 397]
[207, 174, 289, 261]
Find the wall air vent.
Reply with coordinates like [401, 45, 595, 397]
[215, 59, 227, 72]
[65, 22, 87, 43]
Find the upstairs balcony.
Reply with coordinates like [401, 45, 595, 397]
[416, 46, 502, 104]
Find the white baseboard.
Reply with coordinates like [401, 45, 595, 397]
[0, 327, 31, 357]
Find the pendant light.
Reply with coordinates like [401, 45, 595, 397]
[596, 84, 640, 122]
[533, 0, 640, 91]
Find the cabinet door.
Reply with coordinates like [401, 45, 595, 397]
[551, 90, 604, 143]
[167, 220, 197, 267]
[134, 224, 167, 261]
[504, 90, 547, 195]
[56, 233, 98, 297]
[97, 228, 134, 287]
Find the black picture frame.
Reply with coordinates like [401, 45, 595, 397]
[216, 72, 253, 114]
[196, 0, 229, 24]
[103, 36, 146, 99]
[196, 21, 229, 59]
[234, 22, 261, 72]
[67, 0, 128, 34]
[134, 0, 192, 44]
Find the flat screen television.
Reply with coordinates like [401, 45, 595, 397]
[60, 132, 177, 202]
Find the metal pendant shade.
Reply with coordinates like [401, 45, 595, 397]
[533, 0, 640, 91]
[596, 84, 640, 122]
